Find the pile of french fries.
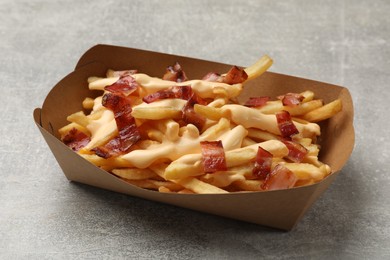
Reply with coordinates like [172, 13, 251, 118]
[59, 56, 342, 194]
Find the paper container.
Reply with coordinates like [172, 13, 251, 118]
[34, 45, 354, 230]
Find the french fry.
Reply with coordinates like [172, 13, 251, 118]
[281, 162, 328, 181]
[258, 99, 324, 116]
[87, 76, 101, 83]
[241, 137, 257, 147]
[175, 177, 228, 194]
[132, 106, 182, 120]
[200, 171, 246, 187]
[233, 179, 263, 191]
[294, 179, 315, 187]
[89, 77, 118, 90]
[111, 168, 158, 180]
[67, 111, 90, 128]
[80, 154, 132, 168]
[146, 128, 164, 142]
[302, 99, 342, 122]
[58, 122, 90, 138]
[194, 104, 224, 121]
[83, 111, 118, 150]
[301, 90, 315, 102]
[247, 128, 279, 142]
[244, 55, 273, 81]
[82, 97, 95, 110]
[178, 189, 195, 194]
[124, 179, 183, 191]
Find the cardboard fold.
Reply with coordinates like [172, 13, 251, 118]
[34, 44, 354, 230]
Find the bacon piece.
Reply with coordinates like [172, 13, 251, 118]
[202, 66, 248, 84]
[62, 128, 90, 152]
[104, 75, 139, 96]
[276, 110, 299, 139]
[94, 93, 140, 158]
[223, 66, 248, 84]
[162, 62, 188, 82]
[277, 93, 304, 107]
[282, 140, 308, 163]
[143, 85, 206, 129]
[200, 141, 227, 173]
[202, 72, 223, 82]
[143, 85, 194, 103]
[111, 70, 138, 77]
[261, 164, 297, 191]
[182, 100, 206, 130]
[244, 96, 270, 107]
[182, 90, 207, 129]
[92, 137, 122, 159]
[252, 146, 273, 179]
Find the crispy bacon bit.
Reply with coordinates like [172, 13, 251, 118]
[202, 66, 248, 84]
[276, 110, 299, 139]
[182, 100, 206, 130]
[111, 70, 138, 77]
[261, 164, 297, 191]
[62, 128, 90, 152]
[92, 137, 122, 159]
[200, 141, 227, 173]
[202, 72, 223, 82]
[104, 75, 139, 96]
[143, 85, 206, 129]
[162, 62, 188, 82]
[223, 66, 248, 84]
[282, 140, 308, 163]
[277, 93, 304, 107]
[182, 90, 207, 129]
[244, 96, 270, 107]
[252, 147, 273, 179]
[143, 86, 193, 103]
[94, 93, 140, 158]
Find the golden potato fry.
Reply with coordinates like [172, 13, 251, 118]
[87, 76, 102, 83]
[67, 111, 90, 128]
[194, 104, 224, 121]
[80, 154, 133, 168]
[175, 177, 228, 194]
[58, 122, 90, 138]
[281, 163, 327, 181]
[178, 189, 195, 194]
[258, 100, 323, 116]
[122, 179, 183, 191]
[158, 186, 172, 193]
[294, 179, 315, 187]
[111, 168, 158, 180]
[301, 90, 315, 102]
[241, 137, 257, 147]
[233, 179, 263, 191]
[247, 128, 279, 142]
[82, 97, 95, 110]
[244, 55, 273, 81]
[84, 113, 118, 150]
[200, 171, 246, 188]
[89, 77, 118, 90]
[302, 99, 342, 122]
[132, 107, 182, 120]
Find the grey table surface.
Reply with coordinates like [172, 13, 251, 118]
[1, 0, 389, 259]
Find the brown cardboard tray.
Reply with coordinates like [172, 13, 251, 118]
[34, 44, 354, 230]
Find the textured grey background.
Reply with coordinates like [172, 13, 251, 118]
[1, 0, 389, 259]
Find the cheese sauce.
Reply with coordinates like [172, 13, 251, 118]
[89, 74, 243, 99]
